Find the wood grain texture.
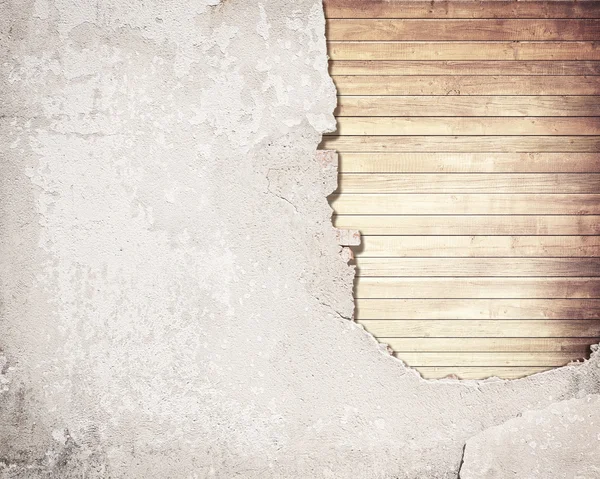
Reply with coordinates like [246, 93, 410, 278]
[384, 337, 599, 352]
[330, 61, 600, 76]
[332, 76, 600, 96]
[336, 96, 600, 117]
[328, 42, 600, 61]
[321, 136, 600, 152]
[327, 19, 600, 41]
[356, 236, 600, 257]
[355, 277, 600, 298]
[334, 215, 600, 235]
[337, 153, 600, 172]
[357, 320, 600, 337]
[337, 173, 600, 193]
[326, 2, 600, 379]
[356, 258, 600, 277]
[331, 194, 600, 215]
[355, 299, 600, 319]
[323, 1, 600, 20]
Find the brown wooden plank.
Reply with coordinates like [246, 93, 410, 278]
[414, 366, 555, 380]
[356, 258, 600, 277]
[355, 298, 600, 320]
[335, 96, 600, 117]
[328, 117, 600, 136]
[328, 42, 600, 61]
[384, 337, 599, 352]
[323, 1, 600, 20]
[320, 136, 600, 152]
[336, 153, 600, 173]
[331, 194, 600, 215]
[357, 319, 600, 337]
[355, 277, 600, 298]
[329, 61, 600, 76]
[393, 351, 584, 366]
[327, 19, 600, 41]
[334, 215, 600, 235]
[337, 173, 600, 193]
[355, 236, 600, 257]
[331, 76, 600, 96]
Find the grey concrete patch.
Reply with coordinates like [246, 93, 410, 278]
[1, 0, 599, 477]
[460, 394, 600, 479]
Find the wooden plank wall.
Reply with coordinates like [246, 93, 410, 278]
[319, 0, 600, 379]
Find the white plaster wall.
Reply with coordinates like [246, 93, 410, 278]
[0, 1, 599, 477]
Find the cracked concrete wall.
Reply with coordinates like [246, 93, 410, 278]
[0, 1, 598, 478]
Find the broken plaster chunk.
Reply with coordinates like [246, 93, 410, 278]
[340, 246, 354, 262]
[335, 228, 360, 247]
[459, 394, 600, 479]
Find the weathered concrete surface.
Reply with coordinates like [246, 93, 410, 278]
[460, 394, 600, 479]
[1, 1, 599, 478]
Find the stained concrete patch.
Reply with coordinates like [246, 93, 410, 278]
[460, 394, 600, 479]
[1, 0, 600, 478]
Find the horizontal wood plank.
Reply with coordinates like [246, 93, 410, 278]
[323, 1, 600, 20]
[331, 194, 600, 215]
[357, 319, 600, 337]
[394, 351, 585, 366]
[356, 236, 600, 257]
[335, 96, 600, 117]
[332, 76, 600, 96]
[330, 61, 600, 76]
[337, 173, 600, 193]
[356, 258, 600, 277]
[327, 117, 600, 136]
[328, 42, 600, 61]
[414, 366, 556, 379]
[334, 215, 600, 235]
[336, 153, 600, 173]
[384, 337, 600, 352]
[355, 277, 600, 298]
[320, 136, 600, 152]
[327, 19, 600, 41]
[355, 298, 600, 320]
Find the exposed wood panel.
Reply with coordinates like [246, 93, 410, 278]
[337, 173, 600, 193]
[327, 19, 600, 41]
[325, 2, 600, 379]
[356, 236, 600, 257]
[355, 299, 600, 319]
[357, 320, 600, 337]
[321, 136, 600, 152]
[328, 42, 600, 61]
[355, 277, 600, 299]
[327, 117, 600, 136]
[330, 61, 600, 76]
[334, 215, 600, 235]
[336, 96, 600, 117]
[337, 153, 600, 173]
[393, 351, 584, 366]
[332, 76, 600, 96]
[331, 194, 600, 215]
[384, 337, 599, 352]
[323, 1, 600, 20]
[415, 366, 555, 380]
[357, 258, 600, 277]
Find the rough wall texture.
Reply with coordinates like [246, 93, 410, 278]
[0, 1, 599, 478]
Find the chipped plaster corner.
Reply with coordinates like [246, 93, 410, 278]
[0, 0, 599, 478]
[459, 394, 600, 478]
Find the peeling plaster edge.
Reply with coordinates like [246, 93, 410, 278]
[316, 148, 600, 385]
